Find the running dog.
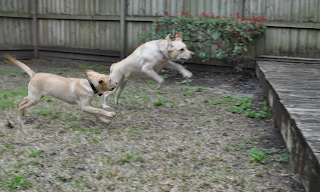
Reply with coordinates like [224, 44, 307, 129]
[5, 54, 117, 124]
[103, 32, 194, 108]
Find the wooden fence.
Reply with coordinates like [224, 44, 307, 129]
[0, 0, 320, 71]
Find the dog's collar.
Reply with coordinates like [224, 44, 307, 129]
[158, 39, 168, 60]
[88, 79, 103, 96]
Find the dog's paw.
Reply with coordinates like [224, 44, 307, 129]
[156, 84, 162, 90]
[104, 120, 111, 124]
[183, 71, 193, 79]
[102, 104, 111, 108]
[108, 112, 116, 117]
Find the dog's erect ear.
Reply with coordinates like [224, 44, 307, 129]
[175, 32, 183, 41]
[165, 33, 172, 49]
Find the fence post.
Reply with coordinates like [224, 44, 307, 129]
[120, 0, 127, 59]
[32, 0, 38, 58]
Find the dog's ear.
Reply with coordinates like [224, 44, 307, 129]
[98, 76, 107, 85]
[175, 32, 183, 41]
[165, 33, 173, 49]
[86, 69, 99, 78]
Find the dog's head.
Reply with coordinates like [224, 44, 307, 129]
[86, 69, 117, 92]
[165, 32, 195, 61]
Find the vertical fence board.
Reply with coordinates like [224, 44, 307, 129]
[289, 29, 298, 56]
[298, 29, 308, 57]
[316, 30, 320, 58]
[280, 28, 290, 56]
[307, 30, 317, 58]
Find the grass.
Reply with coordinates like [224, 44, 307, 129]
[28, 151, 43, 158]
[120, 152, 143, 163]
[210, 95, 272, 119]
[79, 65, 94, 69]
[152, 98, 168, 106]
[2, 174, 32, 190]
[196, 87, 209, 92]
[0, 61, 300, 191]
[183, 87, 191, 96]
[249, 147, 267, 164]
[181, 79, 192, 84]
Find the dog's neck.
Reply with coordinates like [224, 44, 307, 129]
[157, 39, 169, 60]
[88, 79, 103, 96]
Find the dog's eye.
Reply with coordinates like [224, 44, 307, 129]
[180, 48, 184, 51]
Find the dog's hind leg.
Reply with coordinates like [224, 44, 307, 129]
[17, 96, 41, 124]
[115, 80, 128, 105]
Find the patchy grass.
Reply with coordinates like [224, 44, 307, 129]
[0, 59, 304, 191]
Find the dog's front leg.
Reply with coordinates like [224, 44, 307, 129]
[92, 114, 111, 124]
[103, 89, 116, 108]
[142, 68, 164, 90]
[164, 61, 193, 78]
[80, 99, 116, 123]
[82, 105, 116, 118]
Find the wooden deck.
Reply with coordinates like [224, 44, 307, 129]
[256, 57, 320, 192]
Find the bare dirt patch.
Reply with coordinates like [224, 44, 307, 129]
[0, 59, 304, 191]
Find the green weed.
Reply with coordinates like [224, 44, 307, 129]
[154, 90, 165, 94]
[41, 96, 53, 102]
[249, 147, 266, 164]
[250, 136, 260, 142]
[79, 65, 94, 69]
[141, 95, 151, 102]
[28, 151, 43, 158]
[0, 98, 15, 108]
[196, 87, 209, 92]
[181, 79, 192, 84]
[130, 99, 138, 105]
[35, 108, 54, 116]
[147, 80, 156, 85]
[10, 73, 17, 77]
[160, 74, 168, 79]
[67, 125, 87, 132]
[210, 95, 272, 119]
[5, 143, 15, 149]
[13, 87, 28, 96]
[66, 116, 77, 121]
[2, 174, 32, 190]
[277, 149, 290, 163]
[183, 87, 191, 96]
[120, 152, 143, 163]
[153, 98, 168, 106]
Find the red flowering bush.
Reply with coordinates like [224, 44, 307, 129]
[139, 11, 266, 71]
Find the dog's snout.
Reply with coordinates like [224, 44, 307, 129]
[188, 52, 195, 61]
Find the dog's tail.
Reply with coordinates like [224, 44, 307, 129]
[5, 54, 36, 78]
